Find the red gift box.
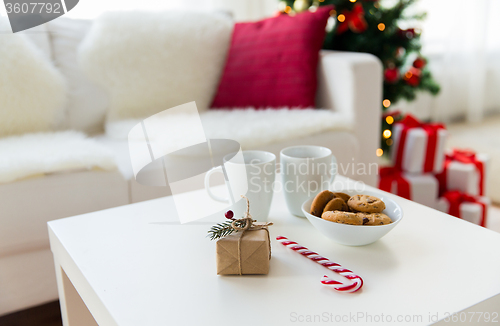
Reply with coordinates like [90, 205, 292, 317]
[436, 149, 488, 197]
[379, 167, 438, 208]
[391, 114, 447, 174]
[436, 190, 489, 227]
[379, 167, 410, 199]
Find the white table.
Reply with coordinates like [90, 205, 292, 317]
[48, 176, 500, 326]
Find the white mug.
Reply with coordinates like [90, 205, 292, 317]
[280, 145, 337, 217]
[205, 150, 276, 221]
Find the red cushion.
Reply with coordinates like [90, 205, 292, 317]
[211, 6, 332, 109]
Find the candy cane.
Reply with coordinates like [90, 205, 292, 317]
[276, 236, 363, 293]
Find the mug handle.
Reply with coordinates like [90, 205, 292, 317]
[204, 166, 230, 203]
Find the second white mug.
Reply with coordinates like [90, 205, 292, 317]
[280, 145, 337, 217]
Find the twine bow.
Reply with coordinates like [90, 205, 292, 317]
[232, 195, 273, 275]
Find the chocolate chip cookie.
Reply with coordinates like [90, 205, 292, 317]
[359, 212, 392, 225]
[347, 195, 386, 213]
[321, 211, 363, 225]
[310, 190, 334, 217]
[332, 192, 351, 203]
[323, 197, 349, 213]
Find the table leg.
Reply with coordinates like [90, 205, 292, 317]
[54, 260, 98, 326]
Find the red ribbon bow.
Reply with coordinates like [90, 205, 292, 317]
[437, 149, 485, 196]
[336, 3, 368, 34]
[442, 190, 487, 227]
[394, 114, 445, 173]
[449, 149, 477, 163]
[378, 167, 411, 200]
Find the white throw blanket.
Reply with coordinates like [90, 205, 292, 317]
[0, 131, 117, 184]
[106, 108, 352, 149]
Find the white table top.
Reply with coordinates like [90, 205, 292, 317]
[48, 176, 500, 326]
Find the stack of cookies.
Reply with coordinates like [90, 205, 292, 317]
[310, 191, 392, 226]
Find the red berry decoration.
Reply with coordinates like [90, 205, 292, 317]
[403, 67, 421, 87]
[384, 67, 399, 84]
[225, 210, 234, 219]
[413, 57, 426, 69]
[397, 28, 415, 39]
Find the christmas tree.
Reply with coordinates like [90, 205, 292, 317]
[279, 0, 440, 155]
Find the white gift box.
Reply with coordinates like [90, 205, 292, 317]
[390, 173, 439, 209]
[436, 195, 490, 226]
[440, 153, 489, 197]
[391, 124, 447, 174]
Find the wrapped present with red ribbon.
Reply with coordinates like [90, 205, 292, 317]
[391, 114, 447, 174]
[435, 149, 489, 197]
[378, 167, 439, 208]
[436, 190, 489, 227]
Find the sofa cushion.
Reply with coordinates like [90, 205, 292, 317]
[47, 18, 110, 133]
[211, 6, 332, 109]
[79, 10, 233, 121]
[0, 18, 66, 137]
[0, 131, 117, 184]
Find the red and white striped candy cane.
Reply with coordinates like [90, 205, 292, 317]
[276, 236, 363, 293]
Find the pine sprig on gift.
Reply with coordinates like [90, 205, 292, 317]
[208, 205, 256, 240]
[208, 220, 237, 240]
[207, 218, 250, 241]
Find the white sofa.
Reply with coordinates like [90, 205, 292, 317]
[0, 17, 382, 315]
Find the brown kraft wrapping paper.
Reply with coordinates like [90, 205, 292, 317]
[216, 228, 271, 275]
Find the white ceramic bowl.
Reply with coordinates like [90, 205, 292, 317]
[302, 189, 403, 246]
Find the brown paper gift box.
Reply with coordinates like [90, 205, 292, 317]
[216, 228, 271, 275]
